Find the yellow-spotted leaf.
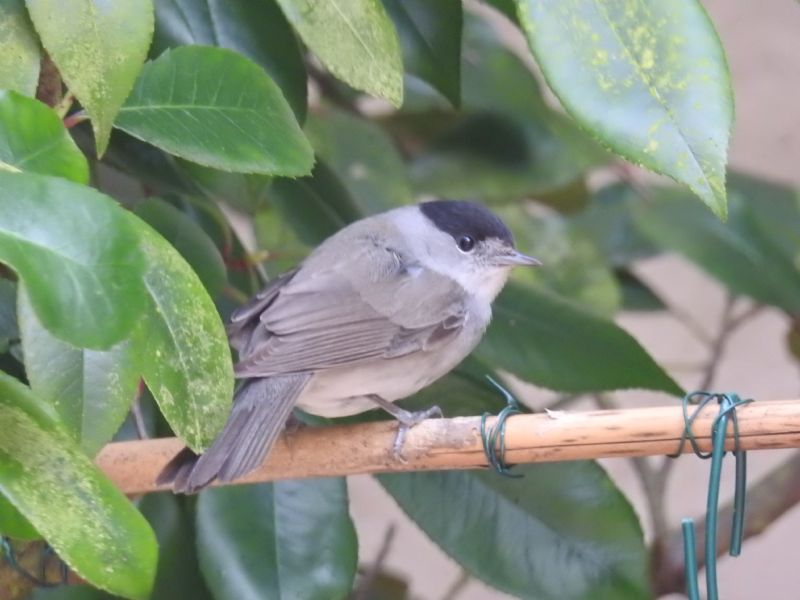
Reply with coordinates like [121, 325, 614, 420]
[515, 0, 733, 218]
[26, 0, 154, 156]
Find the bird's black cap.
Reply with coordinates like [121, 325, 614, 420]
[419, 200, 514, 247]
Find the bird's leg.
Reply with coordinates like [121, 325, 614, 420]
[368, 395, 442, 460]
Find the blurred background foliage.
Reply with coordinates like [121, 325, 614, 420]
[0, 0, 798, 599]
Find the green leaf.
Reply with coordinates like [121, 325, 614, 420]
[306, 109, 412, 214]
[130, 220, 233, 452]
[139, 494, 214, 600]
[177, 160, 272, 214]
[152, 0, 307, 122]
[18, 288, 138, 456]
[0, 494, 39, 540]
[197, 479, 358, 600]
[25, 0, 154, 156]
[0, 373, 157, 599]
[0, 90, 89, 182]
[616, 270, 666, 312]
[382, 0, 462, 106]
[571, 183, 660, 267]
[0, 0, 41, 96]
[497, 205, 621, 316]
[635, 186, 800, 313]
[515, 0, 733, 218]
[378, 462, 648, 600]
[270, 161, 363, 246]
[275, 0, 403, 107]
[0, 172, 147, 349]
[134, 199, 227, 298]
[115, 46, 313, 176]
[411, 15, 607, 200]
[477, 282, 681, 394]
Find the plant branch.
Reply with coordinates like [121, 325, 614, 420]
[652, 450, 800, 596]
[93, 400, 800, 495]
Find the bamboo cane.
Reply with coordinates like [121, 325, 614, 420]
[95, 400, 800, 495]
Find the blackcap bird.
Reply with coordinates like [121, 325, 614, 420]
[158, 199, 540, 493]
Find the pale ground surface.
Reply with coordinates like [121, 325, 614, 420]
[348, 2, 800, 599]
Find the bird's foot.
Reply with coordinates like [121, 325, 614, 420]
[368, 395, 442, 461]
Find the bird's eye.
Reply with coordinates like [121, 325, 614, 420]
[457, 235, 475, 252]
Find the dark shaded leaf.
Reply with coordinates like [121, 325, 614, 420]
[383, 0, 462, 106]
[0, 279, 17, 354]
[270, 161, 363, 246]
[0, 0, 40, 96]
[26, 0, 154, 155]
[140, 494, 214, 600]
[0, 91, 88, 182]
[617, 270, 666, 312]
[0, 172, 146, 349]
[635, 187, 800, 313]
[18, 288, 138, 456]
[177, 160, 272, 214]
[378, 462, 647, 599]
[411, 16, 607, 200]
[515, 0, 733, 217]
[572, 183, 660, 267]
[197, 479, 358, 600]
[0, 374, 157, 599]
[115, 46, 313, 176]
[134, 199, 227, 298]
[477, 282, 681, 394]
[275, 0, 403, 106]
[152, 0, 307, 121]
[306, 109, 412, 214]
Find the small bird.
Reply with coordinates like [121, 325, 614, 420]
[158, 200, 540, 493]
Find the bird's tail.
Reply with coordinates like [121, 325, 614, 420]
[156, 373, 310, 494]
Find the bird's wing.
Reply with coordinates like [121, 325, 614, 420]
[231, 241, 469, 378]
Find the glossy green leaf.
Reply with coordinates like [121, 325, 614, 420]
[411, 15, 607, 200]
[197, 479, 358, 600]
[134, 199, 227, 298]
[152, 0, 307, 121]
[254, 205, 311, 277]
[383, 0, 462, 106]
[0, 172, 147, 349]
[635, 187, 800, 313]
[0, 494, 39, 540]
[515, 0, 733, 218]
[270, 161, 363, 246]
[0, 373, 157, 599]
[140, 494, 214, 600]
[26, 0, 154, 156]
[477, 282, 681, 394]
[572, 183, 660, 267]
[275, 0, 403, 106]
[0, 0, 40, 96]
[0, 91, 88, 182]
[378, 462, 647, 600]
[177, 160, 272, 214]
[115, 46, 313, 176]
[306, 109, 412, 214]
[18, 288, 138, 456]
[130, 220, 233, 452]
[498, 205, 621, 316]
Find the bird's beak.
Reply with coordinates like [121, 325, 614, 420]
[495, 250, 542, 267]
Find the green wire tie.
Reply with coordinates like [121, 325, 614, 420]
[671, 391, 753, 600]
[480, 375, 522, 478]
[0, 536, 67, 588]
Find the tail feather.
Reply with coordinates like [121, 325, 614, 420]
[157, 373, 311, 494]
